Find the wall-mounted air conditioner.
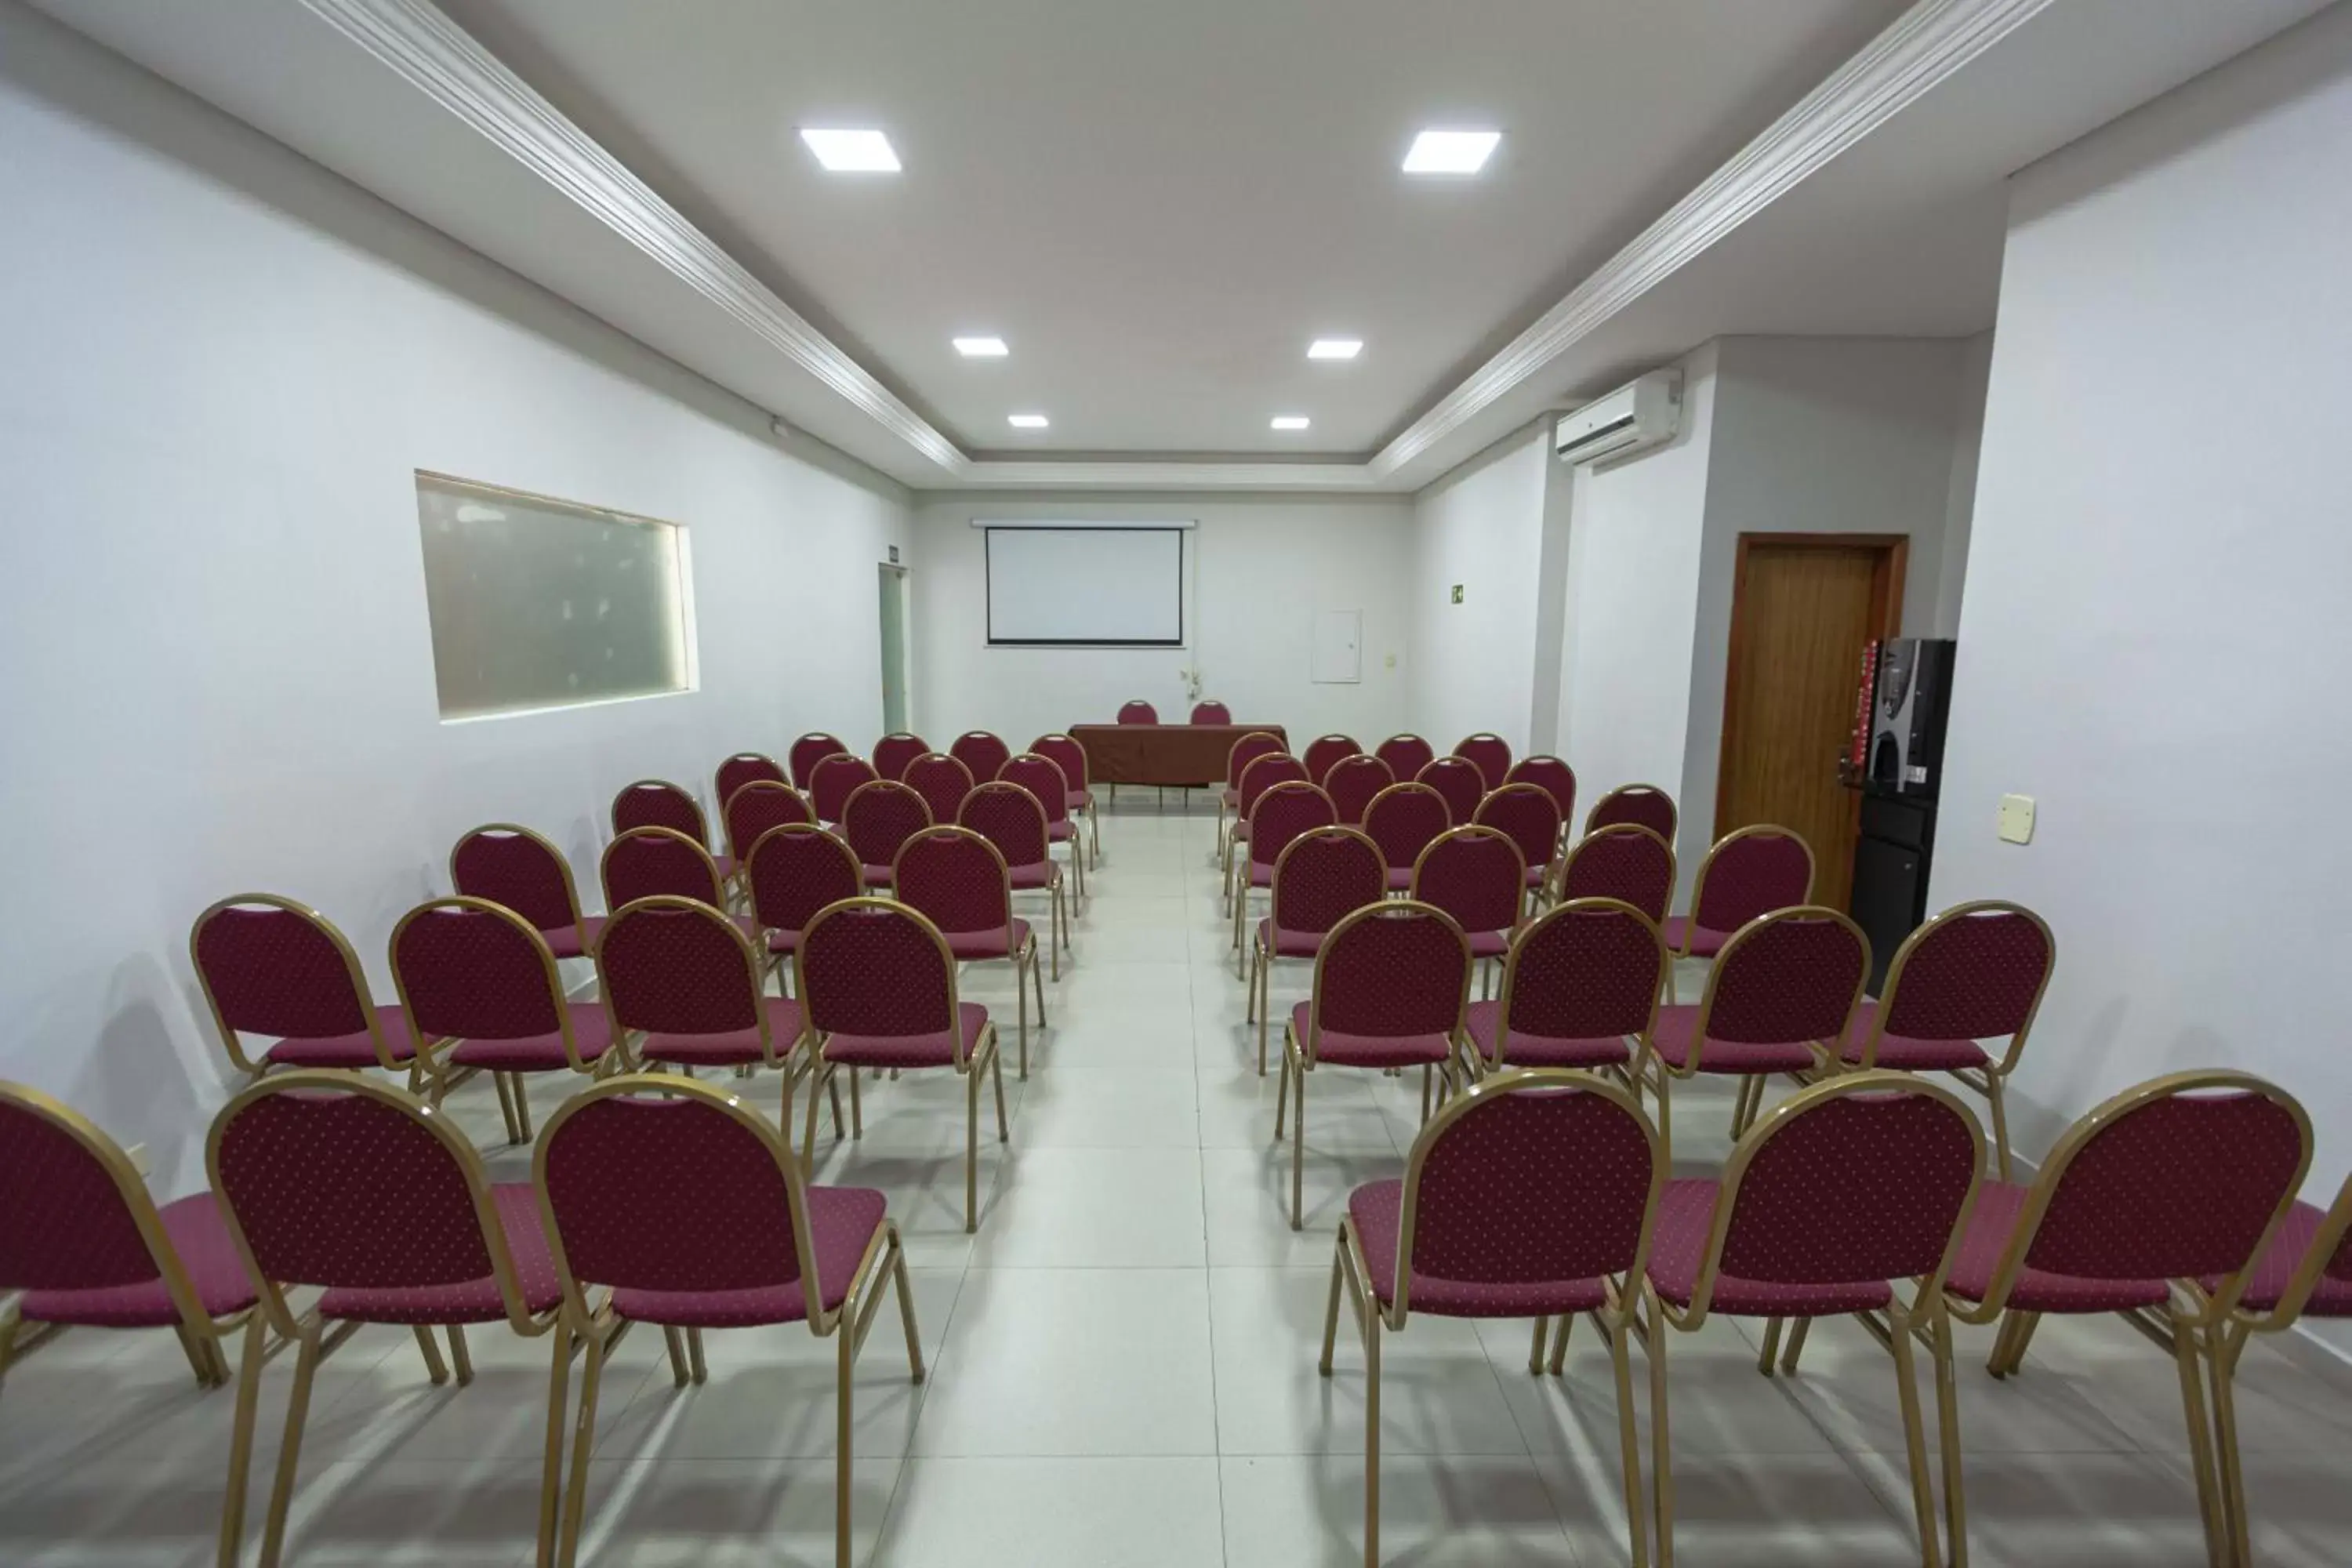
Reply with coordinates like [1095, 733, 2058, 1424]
[1553, 370, 1682, 466]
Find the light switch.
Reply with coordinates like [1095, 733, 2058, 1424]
[1997, 794, 2035, 844]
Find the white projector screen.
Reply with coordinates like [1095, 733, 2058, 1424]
[984, 525, 1185, 646]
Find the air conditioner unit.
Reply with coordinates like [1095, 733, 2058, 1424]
[1553, 370, 1682, 466]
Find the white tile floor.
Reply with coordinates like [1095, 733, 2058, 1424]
[5, 797, 2350, 1566]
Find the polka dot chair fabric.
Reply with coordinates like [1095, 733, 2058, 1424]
[957, 782, 1053, 878]
[902, 753, 977, 826]
[1232, 753, 1309, 828]
[1699, 913, 1867, 1047]
[1415, 756, 1487, 828]
[1686, 829, 1814, 943]
[391, 902, 565, 1044]
[611, 779, 708, 847]
[1243, 783, 1338, 884]
[1, 1097, 192, 1293]
[895, 828, 1015, 946]
[1474, 783, 1563, 886]
[1586, 784, 1679, 842]
[788, 732, 850, 792]
[1267, 829, 1386, 946]
[1221, 732, 1288, 808]
[799, 902, 958, 1043]
[1374, 733, 1437, 782]
[746, 824, 863, 956]
[1029, 735, 1093, 811]
[1842, 902, 2053, 1069]
[450, 828, 583, 942]
[1362, 782, 1452, 892]
[602, 826, 725, 912]
[1305, 906, 1470, 1058]
[949, 731, 1014, 786]
[1504, 756, 1578, 838]
[194, 901, 373, 1043]
[1557, 825, 1676, 924]
[999, 754, 1076, 829]
[1410, 828, 1525, 955]
[1116, 700, 1159, 724]
[808, 753, 879, 824]
[597, 901, 766, 1039]
[872, 733, 931, 782]
[2213, 1189, 2352, 1316]
[840, 780, 934, 886]
[713, 753, 786, 811]
[721, 781, 814, 868]
[1453, 734, 1514, 792]
[1189, 700, 1232, 724]
[1302, 735, 1362, 785]
[1467, 899, 1664, 1070]
[1321, 753, 1394, 826]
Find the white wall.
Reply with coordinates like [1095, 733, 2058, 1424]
[908, 495, 1415, 748]
[0, 5, 910, 1194]
[1933, 2, 2352, 1201]
[1408, 427, 1551, 753]
[1934, 332, 1996, 635]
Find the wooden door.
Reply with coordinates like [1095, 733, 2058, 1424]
[1715, 535, 1904, 911]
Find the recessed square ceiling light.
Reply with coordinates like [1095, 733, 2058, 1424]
[1270, 416, 1312, 431]
[1007, 413, 1050, 429]
[1307, 339, 1363, 361]
[953, 336, 1009, 357]
[799, 128, 902, 172]
[1402, 129, 1501, 175]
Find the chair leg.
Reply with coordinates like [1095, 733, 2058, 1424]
[558, 1323, 613, 1568]
[835, 1300, 858, 1568]
[800, 1062, 826, 1176]
[492, 1071, 521, 1145]
[1780, 1316, 1812, 1374]
[1273, 1050, 1290, 1139]
[1290, 1061, 1308, 1231]
[1016, 953, 1029, 1081]
[412, 1323, 450, 1385]
[448, 1325, 475, 1385]
[686, 1327, 707, 1385]
[1885, 1304, 1944, 1568]
[173, 1322, 216, 1388]
[1319, 1232, 1348, 1377]
[1031, 944, 1049, 1029]
[258, 1319, 325, 1568]
[1419, 1062, 1432, 1123]
[1930, 1305, 1969, 1568]
[1983, 1075, 2014, 1182]
[1548, 1312, 1574, 1376]
[218, 1312, 270, 1568]
[511, 1074, 535, 1142]
[1247, 940, 1261, 1025]
[1645, 1286, 1676, 1568]
[1529, 1316, 1548, 1375]
[662, 1326, 691, 1387]
[891, 1233, 927, 1383]
[2210, 1321, 2253, 1568]
[1362, 1312, 1382, 1568]
[1607, 1302, 1652, 1568]
[2170, 1311, 2229, 1568]
[537, 1320, 573, 1568]
[992, 1047, 1011, 1142]
[965, 1063, 981, 1233]
[1756, 1317, 1784, 1377]
[849, 1064, 864, 1139]
[1653, 1076, 1675, 1173]
[1255, 950, 1271, 1077]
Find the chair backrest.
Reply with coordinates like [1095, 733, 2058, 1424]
[788, 732, 850, 791]
[1861, 900, 2056, 1074]
[1361, 782, 1453, 871]
[746, 822, 866, 937]
[1686, 1074, 1983, 1313]
[872, 732, 930, 782]
[896, 826, 1016, 942]
[809, 753, 880, 824]
[1410, 826, 1526, 936]
[1686, 907, 1867, 1065]
[612, 779, 708, 848]
[535, 1077, 831, 1327]
[841, 779, 933, 871]
[1556, 825, 1676, 924]
[0, 1082, 189, 1303]
[603, 825, 724, 910]
[1494, 899, 1667, 1058]
[1322, 753, 1394, 826]
[1474, 782, 1563, 873]
[1246, 781, 1338, 872]
[1586, 782, 1678, 841]
[949, 730, 1013, 784]
[722, 779, 815, 864]
[1116, 700, 1159, 724]
[1303, 734, 1362, 784]
[1389, 1071, 1661, 1319]
[959, 782, 1054, 871]
[1454, 733, 1513, 791]
[1690, 826, 1815, 934]
[1269, 827, 1386, 938]
[797, 898, 964, 1054]
[902, 752, 976, 826]
[1031, 733, 1091, 795]
[998, 753, 1073, 828]
[715, 753, 786, 811]
[210, 1074, 529, 1327]
[1374, 733, 1436, 780]
[450, 824, 583, 938]
[597, 896, 771, 1049]
[1416, 756, 1487, 826]
[1504, 755, 1577, 833]
[191, 895, 389, 1073]
[1236, 752, 1309, 819]
[391, 898, 578, 1057]
[1190, 699, 1232, 724]
[1303, 902, 1472, 1056]
[1225, 731, 1287, 791]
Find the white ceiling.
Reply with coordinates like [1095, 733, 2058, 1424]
[30, 0, 2334, 491]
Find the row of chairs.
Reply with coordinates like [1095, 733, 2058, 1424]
[786, 730, 1103, 866]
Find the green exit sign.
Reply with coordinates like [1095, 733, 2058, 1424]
[1450, 584, 1465, 604]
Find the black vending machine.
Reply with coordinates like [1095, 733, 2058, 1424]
[1845, 637, 1957, 992]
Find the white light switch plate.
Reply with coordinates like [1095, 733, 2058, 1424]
[1997, 794, 2036, 844]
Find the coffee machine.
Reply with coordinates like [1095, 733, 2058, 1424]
[1847, 638, 1956, 989]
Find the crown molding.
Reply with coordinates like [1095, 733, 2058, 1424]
[1368, 0, 2054, 481]
[956, 459, 1384, 492]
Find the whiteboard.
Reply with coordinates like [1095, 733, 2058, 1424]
[985, 526, 1185, 646]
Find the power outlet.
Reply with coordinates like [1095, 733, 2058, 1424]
[1997, 794, 2036, 844]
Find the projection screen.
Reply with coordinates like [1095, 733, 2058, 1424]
[983, 524, 1186, 647]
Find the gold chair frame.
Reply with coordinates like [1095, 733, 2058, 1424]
[1031, 733, 1102, 867]
[1584, 782, 1679, 841]
[192, 893, 437, 1086]
[1662, 823, 1816, 1001]
[1214, 731, 1285, 856]
[1545, 822, 1677, 923]
[955, 783, 1072, 975]
[1229, 781, 1337, 967]
[1220, 747, 1304, 903]
[1408, 824, 1527, 1004]
[1245, 826, 1385, 1076]
[450, 822, 601, 958]
[893, 826, 1050, 1079]
[1454, 896, 1667, 1085]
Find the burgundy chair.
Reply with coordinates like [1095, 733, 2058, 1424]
[1454, 733, 1513, 791]
[1504, 756, 1578, 846]
[1641, 1075, 1987, 1568]
[809, 753, 880, 826]
[1634, 906, 1867, 1166]
[1940, 1073, 2311, 1568]
[595, 896, 807, 1106]
[745, 822, 866, 978]
[895, 826, 1047, 1078]
[1474, 782, 1563, 899]
[1247, 827, 1385, 1076]
[788, 731, 850, 792]
[1222, 748, 1305, 887]
[1664, 826, 1815, 988]
[949, 730, 1013, 786]
[1459, 898, 1665, 1079]
[0, 1081, 256, 1401]
[871, 731, 930, 782]
[902, 751, 976, 827]
[207, 1074, 565, 1568]
[1587, 782, 1679, 843]
[1362, 782, 1452, 894]
[192, 895, 437, 1082]
[1302, 734, 1362, 785]
[1409, 827, 1527, 989]
[1190, 699, 1232, 724]
[1229, 782, 1339, 971]
[390, 898, 620, 1141]
[1030, 734, 1099, 866]
[601, 825, 730, 913]
[1116, 699, 1159, 724]
[721, 779, 815, 875]
[1415, 755, 1486, 828]
[533, 1076, 924, 1568]
[1828, 900, 2056, 1179]
[795, 900, 1008, 1229]
[612, 779, 733, 884]
[1321, 753, 1393, 828]
[1217, 731, 1288, 853]
[1000, 753, 1087, 906]
[959, 782, 1070, 972]
[452, 825, 601, 960]
[1554, 823, 1676, 924]
[1279, 902, 1471, 1228]
[1324, 1070, 1664, 1568]
[1374, 733, 1436, 782]
[714, 752, 786, 813]
[840, 779, 933, 889]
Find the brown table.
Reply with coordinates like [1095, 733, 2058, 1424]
[1068, 724, 1289, 788]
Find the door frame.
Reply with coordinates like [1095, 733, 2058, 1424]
[1712, 532, 1907, 838]
[877, 561, 910, 736]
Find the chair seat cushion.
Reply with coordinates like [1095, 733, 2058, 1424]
[1646, 1179, 1894, 1317]
[946, 920, 1033, 960]
[639, 997, 805, 1068]
[1066, 790, 1090, 811]
[1466, 929, 1511, 960]
[1944, 1181, 2171, 1312]
[449, 1004, 618, 1072]
[1385, 866, 1414, 892]
[1221, 789, 1240, 809]
[767, 927, 801, 955]
[539, 916, 606, 960]
[262, 1004, 427, 1069]
[1255, 920, 1325, 959]
[1660, 916, 1734, 959]
[610, 1187, 887, 1328]
[1523, 865, 1550, 889]
[2209, 1200, 2352, 1316]
[1007, 861, 1057, 891]
[1289, 1003, 1450, 1068]
[1048, 820, 1076, 843]
[1348, 1179, 1609, 1317]
[318, 1184, 564, 1324]
[19, 1192, 260, 1328]
[712, 854, 738, 882]
[1648, 1006, 1817, 1075]
[1836, 1002, 1994, 1071]
[1461, 1000, 1630, 1069]
[860, 865, 895, 887]
[1232, 822, 1250, 843]
[823, 1002, 992, 1069]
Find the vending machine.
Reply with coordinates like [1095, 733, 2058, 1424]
[1844, 638, 1957, 990]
